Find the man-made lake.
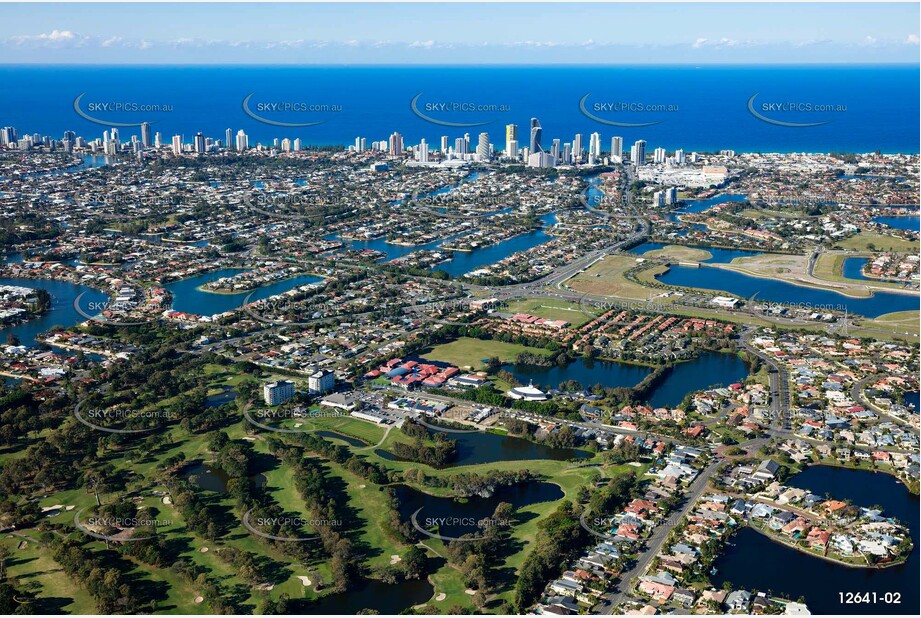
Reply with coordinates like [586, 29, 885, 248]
[328, 212, 557, 278]
[628, 241, 764, 264]
[297, 577, 434, 615]
[183, 462, 232, 493]
[316, 430, 367, 448]
[502, 351, 748, 410]
[872, 215, 920, 232]
[665, 194, 748, 222]
[647, 351, 749, 409]
[842, 257, 872, 282]
[205, 388, 237, 408]
[164, 269, 322, 315]
[502, 357, 652, 391]
[0, 277, 109, 346]
[713, 466, 919, 615]
[656, 264, 919, 318]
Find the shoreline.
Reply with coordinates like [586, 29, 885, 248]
[744, 520, 910, 570]
[196, 272, 323, 296]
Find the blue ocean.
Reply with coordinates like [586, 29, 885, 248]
[0, 65, 918, 153]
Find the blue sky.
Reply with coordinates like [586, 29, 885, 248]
[0, 2, 918, 64]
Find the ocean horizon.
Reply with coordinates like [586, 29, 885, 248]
[2, 64, 918, 153]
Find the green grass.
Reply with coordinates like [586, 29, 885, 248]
[422, 337, 551, 369]
[502, 297, 593, 327]
[835, 232, 920, 253]
[0, 535, 97, 614]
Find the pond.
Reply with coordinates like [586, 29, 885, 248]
[205, 388, 237, 408]
[502, 351, 748, 410]
[645, 351, 749, 409]
[316, 430, 367, 448]
[501, 356, 652, 391]
[296, 577, 434, 615]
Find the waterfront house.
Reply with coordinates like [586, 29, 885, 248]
[725, 590, 752, 612]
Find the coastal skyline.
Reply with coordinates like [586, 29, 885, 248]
[0, 2, 919, 64]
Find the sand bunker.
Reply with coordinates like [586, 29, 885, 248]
[296, 576, 312, 586]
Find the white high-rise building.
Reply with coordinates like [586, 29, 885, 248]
[674, 149, 686, 165]
[389, 132, 403, 155]
[355, 136, 363, 152]
[665, 187, 678, 205]
[140, 122, 152, 148]
[263, 380, 295, 406]
[225, 128, 233, 151]
[573, 134, 583, 161]
[293, 138, 302, 151]
[440, 135, 449, 153]
[589, 132, 601, 159]
[281, 138, 292, 152]
[171, 134, 182, 155]
[528, 151, 555, 168]
[611, 136, 623, 159]
[631, 139, 646, 166]
[154, 132, 162, 148]
[652, 190, 666, 207]
[653, 147, 667, 164]
[308, 369, 335, 395]
[455, 137, 467, 155]
[476, 132, 490, 161]
[507, 140, 518, 159]
[417, 138, 429, 162]
[235, 130, 249, 151]
[194, 132, 206, 154]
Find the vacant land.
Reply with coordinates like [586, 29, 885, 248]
[835, 232, 920, 253]
[567, 254, 670, 301]
[422, 337, 551, 369]
[503, 297, 593, 327]
[636, 244, 713, 262]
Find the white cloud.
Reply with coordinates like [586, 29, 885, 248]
[906, 34, 920, 45]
